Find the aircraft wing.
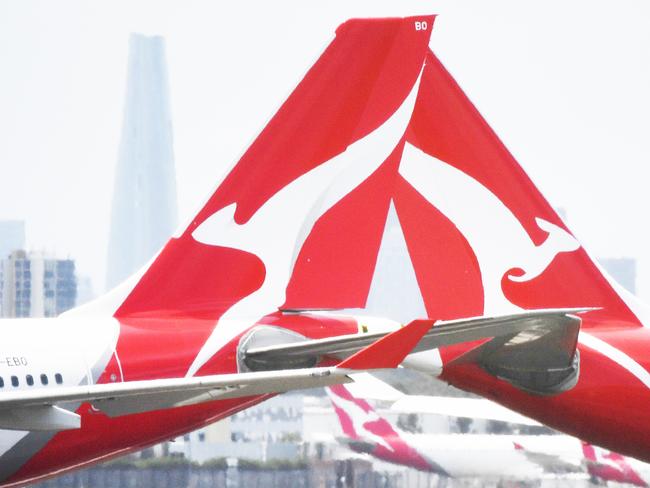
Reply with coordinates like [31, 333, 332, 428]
[0, 317, 434, 431]
[0, 309, 587, 432]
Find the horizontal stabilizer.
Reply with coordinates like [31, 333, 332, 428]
[0, 405, 80, 431]
[338, 319, 435, 369]
[243, 309, 590, 370]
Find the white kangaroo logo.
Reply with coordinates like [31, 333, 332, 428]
[327, 387, 397, 453]
[186, 70, 424, 377]
[399, 144, 650, 392]
[399, 143, 580, 315]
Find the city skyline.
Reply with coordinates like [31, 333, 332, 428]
[0, 249, 76, 318]
[0, 221, 24, 261]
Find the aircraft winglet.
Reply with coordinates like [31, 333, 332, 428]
[337, 319, 435, 370]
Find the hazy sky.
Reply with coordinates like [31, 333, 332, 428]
[1, 0, 649, 299]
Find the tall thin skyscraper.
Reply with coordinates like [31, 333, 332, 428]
[106, 34, 178, 290]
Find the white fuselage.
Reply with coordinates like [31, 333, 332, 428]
[403, 433, 560, 479]
[0, 318, 118, 461]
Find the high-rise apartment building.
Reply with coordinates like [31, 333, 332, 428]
[106, 33, 177, 290]
[0, 251, 77, 318]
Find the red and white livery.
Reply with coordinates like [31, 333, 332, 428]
[329, 383, 650, 485]
[1, 13, 648, 486]
[327, 383, 547, 480]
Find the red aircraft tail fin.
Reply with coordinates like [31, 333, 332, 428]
[70, 16, 434, 321]
[582, 442, 647, 487]
[325, 383, 435, 472]
[67, 16, 436, 377]
[395, 49, 646, 330]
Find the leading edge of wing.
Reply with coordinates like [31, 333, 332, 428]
[0, 318, 435, 428]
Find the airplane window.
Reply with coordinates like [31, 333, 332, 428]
[11, 376, 18, 387]
[0, 377, 4, 387]
[55, 373, 63, 385]
[26, 375, 34, 386]
[40, 374, 48, 385]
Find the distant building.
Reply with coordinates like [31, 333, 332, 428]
[599, 257, 637, 295]
[168, 391, 455, 464]
[0, 220, 25, 260]
[106, 33, 177, 290]
[170, 395, 305, 463]
[0, 250, 77, 318]
[230, 394, 303, 444]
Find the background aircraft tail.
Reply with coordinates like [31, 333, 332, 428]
[326, 384, 436, 472]
[582, 442, 647, 487]
[327, 384, 384, 443]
